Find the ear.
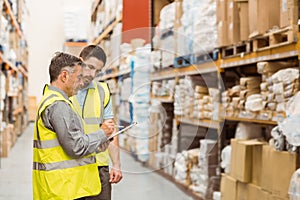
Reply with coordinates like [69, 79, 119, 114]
[60, 70, 69, 83]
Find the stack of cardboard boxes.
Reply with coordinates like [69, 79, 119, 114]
[217, 0, 298, 47]
[221, 139, 299, 200]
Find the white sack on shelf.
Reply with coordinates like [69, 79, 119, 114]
[240, 77, 261, 89]
[267, 102, 277, 111]
[279, 114, 300, 146]
[276, 102, 286, 112]
[261, 92, 268, 101]
[150, 50, 161, 70]
[159, 2, 179, 30]
[271, 68, 299, 84]
[260, 82, 268, 91]
[228, 85, 241, 97]
[245, 95, 264, 112]
[240, 89, 260, 99]
[275, 94, 285, 103]
[273, 82, 284, 95]
[257, 61, 296, 74]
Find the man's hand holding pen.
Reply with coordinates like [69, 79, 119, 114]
[100, 119, 115, 137]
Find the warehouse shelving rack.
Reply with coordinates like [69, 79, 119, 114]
[1, 0, 29, 158]
[90, 0, 300, 199]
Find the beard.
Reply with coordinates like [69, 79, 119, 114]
[81, 76, 93, 88]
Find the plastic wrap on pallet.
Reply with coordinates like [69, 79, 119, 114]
[174, 151, 188, 182]
[150, 50, 161, 72]
[64, 6, 89, 41]
[120, 78, 131, 101]
[176, 26, 186, 56]
[152, 81, 163, 97]
[286, 92, 300, 117]
[278, 92, 300, 146]
[199, 139, 218, 155]
[159, 2, 179, 30]
[289, 169, 300, 199]
[180, 0, 217, 54]
[131, 45, 151, 162]
[213, 192, 221, 200]
[110, 23, 122, 68]
[221, 145, 231, 174]
[161, 32, 176, 68]
[280, 114, 300, 147]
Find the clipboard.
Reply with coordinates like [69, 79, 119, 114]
[107, 122, 138, 141]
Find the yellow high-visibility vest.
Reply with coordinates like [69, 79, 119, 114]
[33, 85, 101, 200]
[70, 81, 111, 166]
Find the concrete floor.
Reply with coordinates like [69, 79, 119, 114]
[0, 123, 192, 200]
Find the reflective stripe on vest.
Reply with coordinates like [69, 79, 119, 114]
[71, 81, 110, 166]
[33, 138, 59, 149]
[33, 85, 101, 200]
[33, 156, 96, 171]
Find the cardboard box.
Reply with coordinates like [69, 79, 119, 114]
[247, 184, 270, 200]
[227, 0, 240, 44]
[235, 140, 253, 182]
[249, 0, 280, 37]
[217, 21, 229, 47]
[221, 174, 237, 200]
[272, 149, 299, 198]
[260, 188, 272, 200]
[261, 145, 300, 198]
[237, 182, 248, 200]
[280, 0, 298, 28]
[251, 142, 263, 186]
[230, 139, 265, 183]
[237, 0, 249, 41]
[270, 195, 289, 200]
[29, 96, 38, 122]
[261, 145, 274, 192]
[229, 139, 239, 178]
[1, 127, 10, 157]
[268, 0, 281, 30]
[217, 0, 228, 22]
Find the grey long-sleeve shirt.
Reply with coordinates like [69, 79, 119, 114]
[41, 85, 108, 159]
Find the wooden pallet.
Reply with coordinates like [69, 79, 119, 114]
[220, 41, 252, 58]
[174, 50, 218, 68]
[192, 50, 218, 64]
[252, 26, 297, 52]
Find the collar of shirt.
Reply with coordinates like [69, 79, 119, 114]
[47, 85, 69, 101]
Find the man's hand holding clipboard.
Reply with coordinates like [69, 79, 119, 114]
[108, 122, 138, 141]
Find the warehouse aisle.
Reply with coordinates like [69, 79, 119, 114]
[0, 123, 33, 199]
[112, 150, 193, 200]
[0, 124, 192, 200]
